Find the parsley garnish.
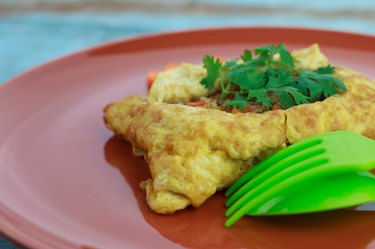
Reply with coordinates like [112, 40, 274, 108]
[200, 56, 222, 89]
[200, 44, 347, 112]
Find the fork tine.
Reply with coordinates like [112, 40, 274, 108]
[225, 146, 326, 207]
[225, 150, 326, 217]
[225, 157, 329, 227]
[225, 137, 323, 198]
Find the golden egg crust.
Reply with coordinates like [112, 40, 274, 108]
[104, 97, 286, 213]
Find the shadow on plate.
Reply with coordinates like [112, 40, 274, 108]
[104, 135, 375, 249]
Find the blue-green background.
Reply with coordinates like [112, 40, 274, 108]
[1, 1, 375, 84]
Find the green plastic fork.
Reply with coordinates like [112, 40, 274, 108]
[224, 131, 375, 227]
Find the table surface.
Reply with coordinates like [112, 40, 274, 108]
[0, 0, 374, 248]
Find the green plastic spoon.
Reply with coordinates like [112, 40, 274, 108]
[225, 131, 375, 227]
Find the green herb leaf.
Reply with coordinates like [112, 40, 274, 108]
[316, 65, 335, 74]
[254, 44, 276, 57]
[223, 59, 237, 68]
[276, 44, 295, 68]
[229, 68, 266, 91]
[272, 86, 309, 109]
[200, 55, 222, 89]
[275, 91, 296, 109]
[300, 70, 347, 98]
[291, 76, 323, 101]
[224, 95, 248, 110]
[241, 50, 252, 62]
[266, 68, 291, 88]
[247, 89, 273, 108]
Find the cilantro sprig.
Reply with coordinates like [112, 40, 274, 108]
[200, 44, 347, 112]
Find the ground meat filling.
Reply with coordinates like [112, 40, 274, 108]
[184, 92, 283, 114]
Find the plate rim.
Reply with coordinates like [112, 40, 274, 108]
[2, 25, 375, 88]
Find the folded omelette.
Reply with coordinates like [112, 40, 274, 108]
[103, 44, 375, 214]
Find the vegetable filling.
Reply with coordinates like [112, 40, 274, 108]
[198, 44, 347, 113]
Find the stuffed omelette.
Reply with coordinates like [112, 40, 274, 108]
[103, 44, 375, 214]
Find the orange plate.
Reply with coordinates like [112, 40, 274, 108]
[0, 27, 374, 249]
